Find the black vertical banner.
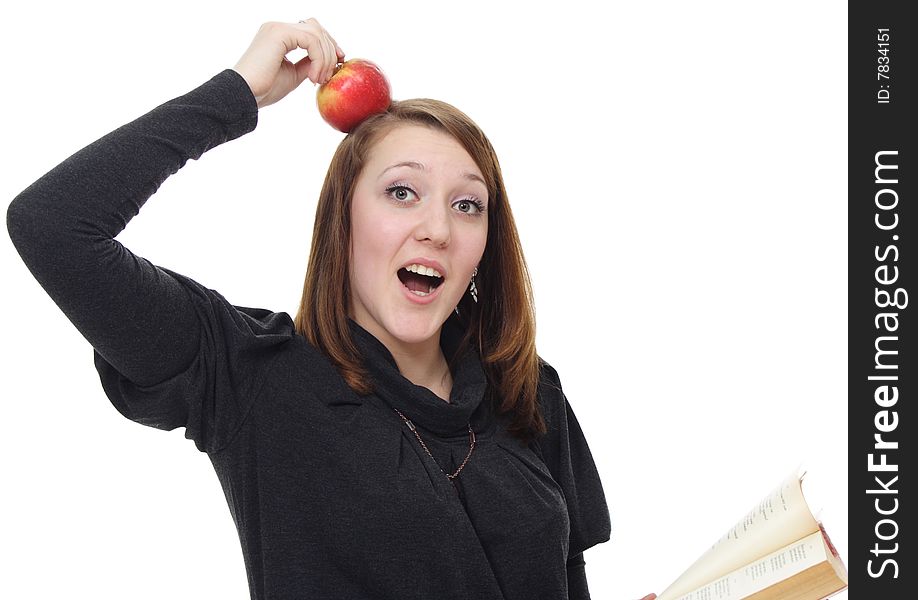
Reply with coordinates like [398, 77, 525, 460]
[850, 1, 914, 596]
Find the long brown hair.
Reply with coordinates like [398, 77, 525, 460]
[294, 99, 546, 443]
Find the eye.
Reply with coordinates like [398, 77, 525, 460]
[384, 184, 419, 204]
[453, 198, 486, 215]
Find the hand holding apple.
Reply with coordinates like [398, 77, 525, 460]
[234, 19, 344, 109]
[316, 59, 392, 133]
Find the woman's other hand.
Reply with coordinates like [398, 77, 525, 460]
[233, 19, 345, 109]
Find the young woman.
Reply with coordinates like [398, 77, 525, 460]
[8, 18, 655, 600]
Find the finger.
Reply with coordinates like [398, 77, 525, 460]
[290, 30, 329, 84]
[293, 55, 317, 87]
[299, 18, 340, 83]
[293, 18, 331, 75]
[315, 36, 332, 83]
[299, 55, 323, 86]
[316, 29, 337, 83]
[321, 27, 344, 60]
[323, 36, 338, 81]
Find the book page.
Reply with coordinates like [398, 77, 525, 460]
[657, 472, 820, 600]
[670, 530, 831, 600]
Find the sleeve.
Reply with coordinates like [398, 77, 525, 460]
[532, 361, 612, 558]
[566, 552, 592, 599]
[7, 70, 289, 452]
[94, 269, 295, 453]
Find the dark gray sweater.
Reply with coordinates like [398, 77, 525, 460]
[6, 69, 611, 600]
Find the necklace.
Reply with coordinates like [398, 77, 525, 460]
[392, 407, 476, 480]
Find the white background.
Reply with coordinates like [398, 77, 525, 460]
[1, 1, 848, 599]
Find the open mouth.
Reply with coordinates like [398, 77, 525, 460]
[397, 264, 445, 297]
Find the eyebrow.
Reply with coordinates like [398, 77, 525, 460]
[378, 161, 487, 187]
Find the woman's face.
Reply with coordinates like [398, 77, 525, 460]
[349, 124, 488, 351]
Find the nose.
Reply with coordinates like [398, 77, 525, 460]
[414, 200, 451, 248]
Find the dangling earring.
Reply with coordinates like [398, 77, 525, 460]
[469, 267, 479, 303]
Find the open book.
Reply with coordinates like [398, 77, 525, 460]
[656, 472, 848, 600]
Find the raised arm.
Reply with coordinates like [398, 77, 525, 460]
[7, 20, 344, 388]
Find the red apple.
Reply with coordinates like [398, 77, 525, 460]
[316, 59, 391, 133]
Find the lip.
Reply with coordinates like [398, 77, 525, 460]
[399, 279, 444, 305]
[397, 257, 447, 305]
[398, 257, 447, 279]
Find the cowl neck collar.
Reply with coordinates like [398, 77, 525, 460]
[348, 316, 487, 437]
